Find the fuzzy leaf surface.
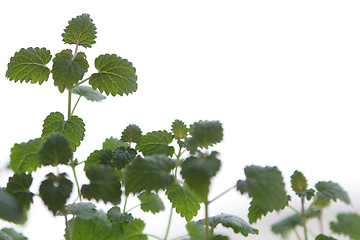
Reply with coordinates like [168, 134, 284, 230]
[186, 221, 205, 240]
[38, 133, 73, 166]
[315, 181, 351, 204]
[52, 50, 89, 92]
[136, 130, 174, 156]
[113, 147, 137, 170]
[81, 164, 121, 205]
[236, 165, 289, 224]
[330, 213, 360, 240]
[121, 124, 142, 144]
[6, 172, 34, 210]
[39, 173, 73, 215]
[42, 112, 85, 151]
[6, 47, 51, 84]
[0, 231, 11, 240]
[0, 228, 27, 240]
[121, 219, 147, 240]
[10, 138, 42, 173]
[73, 85, 106, 102]
[103, 137, 128, 150]
[89, 54, 137, 96]
[181, 152, 221, 202]
[172, 120, 188, 140]
[62, 13, 97, 48]
[0, 189, 25, 224]
[84, 149, 113, 171]
[165, 182, 200, 221]
[186, 120, 223, 152]
[315, 234, 337, 240]
[138, 192, 165, 214]
[60, 202, 96, 219]
[124, 155, 175, 195]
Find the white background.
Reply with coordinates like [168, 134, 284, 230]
[0, 1, 360, 239]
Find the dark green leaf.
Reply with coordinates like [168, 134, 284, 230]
[186, 120, 223, 152]
[166, 182, 200, 221]
[39, 173, 73, 215]
[315, 234, 337, 240]
[6, 47, 51, 84]
[84, 149, 113, 171]
[51, 50, 89, 92]
[103, 137, 128, 150]
[136, 130, 174, 156]
[73, 85, 106, 102]
[121, 124, 142, 144]
[315, 181, 351, 205]
[42, 112, 85, 151]
[172, 120, 188, 140]
[6, 172, 34, 210]
[38, 132, 73, 166]
[138, 192, 165, 214]
[186, 221, 205, 240]
[124, 155, 175, 195]
[107, 206, 134, 234]
[236, 165, 289, 224]
[10, 138, 42, 173]
[113, 147, 137, 170]
[62, 13, 97, 48]
[181, 152, 221, 202]
[0, 189, 25, 224]
[89, 54, 137, 96]
[1, 228, 27, 240]
[60, 202, 96, 219]
[211, 236, 229, 240]
[81, 164, 121, 205]
[330, 213, 360, 240]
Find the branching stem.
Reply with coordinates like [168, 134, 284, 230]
[208, 185, 236, 204]
[204, 200, 210, 240]
[71, 162, 82, 202]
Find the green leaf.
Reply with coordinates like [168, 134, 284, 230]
[89, 54, 137, 96]
[6, 47, 51, 84]
[38, 133, 73, 166]
[135, 130, 175, 156]
[84, 149, 113, 171]
[330, 213, 360, 240]
[138, 192, 165, 214]
[236, 165, 289, 224]
[186, 120, 223, 152]
[291, 170, 315, 200]
[51, 50, 89, 92]
[186, 221, 205, 240]
[315, 181, 351, 205]
[0, 231, 11, 240]
[103, 137, 128, 150]
[172, 120, 188, 140]
[60, 202, 96, 219]
[39, 173, 73, 215]
[0, 189, 25, 224]
[6, 172, 34, 210]
[199, 214, 259, 237]
[42, 112, 85, 151]
[315, 234, 337, 240]
[73, 85, 106, 102]
[124, 155, 175, 195]
[107, 206, 134, 234]
[121, 124, 142, 144]
[62, 13, 97, 48]
[165, 182, 200, 221]
[121, 219, 147, 240]
[113, 147, 137, 170]
[180, 152, 221, 202]
[1, 228, 28, 240]
[10, 138, 42, 173]
[81, 164, 122, 205]
[211, 236, 229, 240]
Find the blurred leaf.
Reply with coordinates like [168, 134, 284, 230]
[103, 137, 128, 150]
[39, 173, 73, 215]
[81, 164, 121, 205]
[315, 234, 337, 240]
[186, 221, 205, 240]
[136, 130, 174, 156]
[84, 149, 113, 171]
[172, 120, 188, 140]
[0, 189, 25, 224]
[124, 155, 175, 195]
[291, 170, 315, 200]
[89, 54, 137, 96]
[330, 213, 360, 240]
[1, 228, 27, 240]
[121, 124, 142, 144]
[38, 133, 73, 166]
[10, 138, 42, 173]
[236, 165, 289, 224]
[315, 181, 351, 205]
[62, 13, 97, 48]
[6, 47, 51, 84]
[138, 192, 165, 214]
[73, 85, 106, 102]
[113, 147, 137, 170]
[60, 202, 96, 219]
[6, 172, 34, 210]
[186, 120, 223, 152]
[0, 231, 11, 240]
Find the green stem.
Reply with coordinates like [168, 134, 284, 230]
[164, 208, 174, 240]
[301, 197, 308, 240]
[146, 233, 162, 240]
[68, 89, 72, 119]
[71, 95, 82, 116]
[288, 205, 302, 216]
[169, 234, 189, 240]
[204, 201, 210, 240]
[208, 185, 236, 204]
[71, 163, 82, 202]
[73, 77, 90, 88]
[64, 214, 72, 240]
[123, 195, 128, 213]
[125, 204, 141, 213]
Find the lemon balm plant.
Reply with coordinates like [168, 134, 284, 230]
[0, 14, 359, 240]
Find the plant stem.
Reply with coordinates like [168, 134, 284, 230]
[123, 195, 128, 213]
[71, 162, 82, 202]
[64, 214, 72, 240]
[208, 185, 236, 204]
[68, 89, 72, 119]
[169, 234, 189, 240]
[204, 200, 210, 240]
[164, 207, 174, 240]
[71, 95, 82, 116]
[146, 233, 162, 240]
[125, 203, 141, 213]
[301, 197, 308, 240]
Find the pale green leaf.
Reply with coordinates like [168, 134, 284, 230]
[6, 47, 51, 84]
[42, 112, 85, 151]
[1, 228, 27, 240]
[136, 130, 174, 156]
[0, 231, 11, 240]
[291, 170, 315, 200]
[81, 164, 122, 205]
[10, 138, 42, 173]
[330, 213, 360, 240]
[138, 192, 165, 214]
[124, 155, 175, 195]
[172, 120, 188, 140]
[38, 133, 73, 166]
[236, 165, 289, 224]
[89, 54, 137, 96]
[0, 189, 25, 224]
[51, 50, 89, 92]
[186, 221, 205, 240]
[315, 181, 351, 205]
[166, 182, 200, 221]
[62, 13, 97, 48]
[121, 219, 147, 240]
[73, 85, 106, 102]
[60, 202, 96, 219]
[103, 137, 128, 150]
[6, 172, 34, 210]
